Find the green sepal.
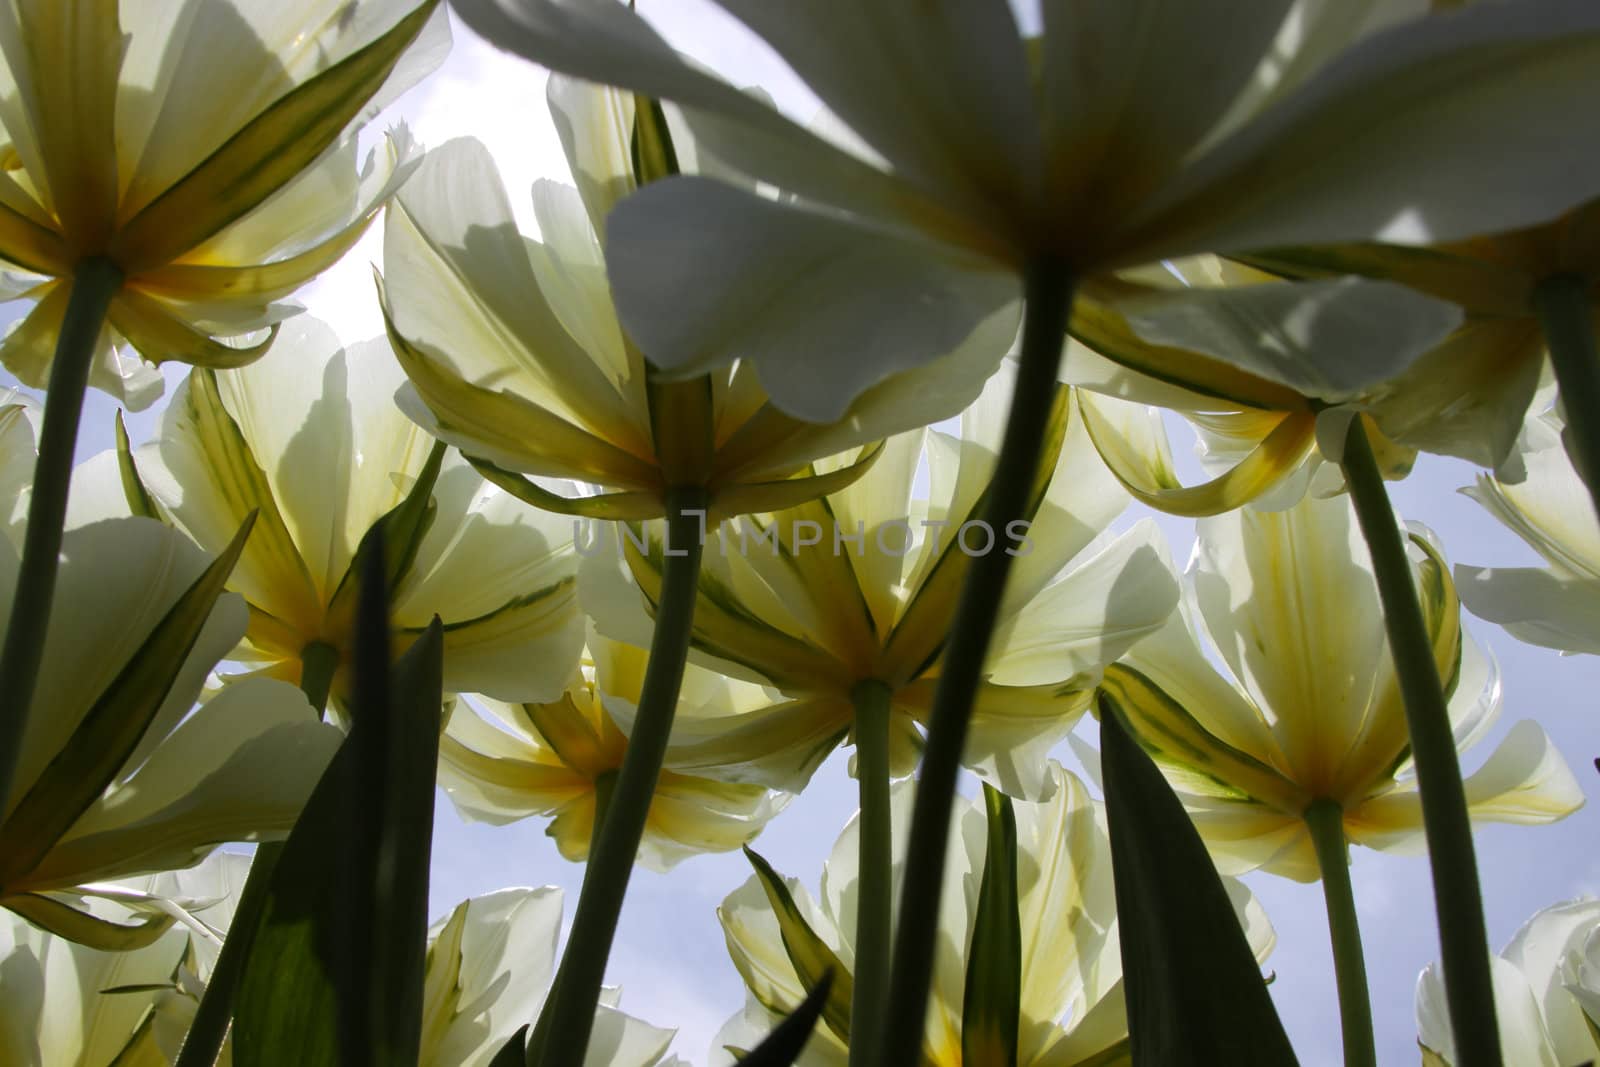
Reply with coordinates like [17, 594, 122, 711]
[1098, 700, 1298, 1066]
[0, 513, 256, 892]
[962, 784, 1021, 1067]
[743, 847, 855, 1046]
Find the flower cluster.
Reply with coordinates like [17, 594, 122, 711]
[3, 2, 1600, 1066]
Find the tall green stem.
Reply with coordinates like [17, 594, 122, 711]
[849, 679, 893, 1067]
[0, 257, 122, 813]
[175, 641, 339, 1067]
[875, 261, 1075, 1063]
[1341, 420, 1500, 1067]
[1305, 799, 1375, 1067]
[532, 491, 706, 1067]
[1533, 273, 1600, 522]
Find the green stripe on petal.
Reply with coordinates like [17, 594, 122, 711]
[110, 1, 438, 270]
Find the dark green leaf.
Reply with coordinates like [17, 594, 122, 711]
[1098, 696, 1298, 1066]
[232, 527, 444, 1067]
[735, 969, 834, 1067]
[0, 514, 255, 890]
[487, 1026, 528, 1067]
[962, 784, 1020, 1067]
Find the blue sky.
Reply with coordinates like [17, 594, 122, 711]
[8, 5, 1600, 1063]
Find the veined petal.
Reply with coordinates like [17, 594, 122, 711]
[1195, 492, 1388, 794]
[1039, 0, 1295, 217]
[647, 696, 851, 796]
[605, 177, 1018, 422]
[110, 1, 439, 270]
[382, 137, 652, 465]
[4, 518, 248, 820]
[989, 519, 1180, 686]
[714, 0, 1040, 225]
[138, 368, 322, 632]
[1122, 1, 1600, 261]
[33, 679, 337, 890]
[9, 0, 121, 249]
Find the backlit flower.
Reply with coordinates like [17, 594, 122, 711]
[0, 0, 449, 406]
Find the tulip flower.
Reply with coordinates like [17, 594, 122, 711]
[1063, 256, 1456, 516]
[586, 370, 1175, 803]
[587, 369, 1176, 1062]
[0, 516, 340, 947]
[1243, 194, 1600, 515]
[1098, 490, 1582, 1064]
[446, 10, 1600, 1049]
[117, 316, 585, 715]
[0, 0, 449, 892]
[1455, 409, 1600, 656]
[713, 762, 1274, 1066]
[5, 871, 680, 1067]
[1418, 897, 1600, 1067]
[379, 77, 1011, 524]
[0, 853, 246, 1067]
[440, 633, 786, 871]
[0, 0, 447, 404]
[381, 73, 1015, 1062]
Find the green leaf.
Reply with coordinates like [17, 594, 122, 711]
[110, 1, 440, 270]
[114, 410, 160, 520]
[0, 514, 255, 891]
[743, 847, 855, 1046]
[962, 784, 1020, 1067]
[232, 528, 445, 1067]
[735, 970, 835, 1067]
[1097, 698, 1298, 1066]
[487, 1026, 529, 1067]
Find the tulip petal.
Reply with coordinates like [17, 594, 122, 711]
[1125, 1, 1600, 259]
[108, 287, 279, 369]
[110, 1, 438, 270]
[605, 176, 1017, 422]
[37, 679, 335, 888]
[1455, 566, 1600, 656]
[1079, 392, 1315, 517]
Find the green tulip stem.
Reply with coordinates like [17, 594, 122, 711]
[0, 257, 122, 815]
[1341, 419, 1500, 1067]
[1533, 273, 1600, 522]
[849, 678, 894, 1067]
[175, 641, 341, 1067]
[1304, 799, 1376, 1067]
[876, 259, 1076, 1062]
[531, 490, 707, 1067]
